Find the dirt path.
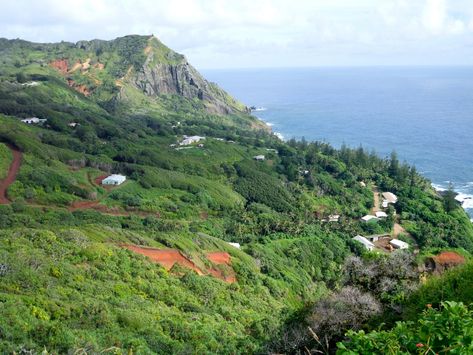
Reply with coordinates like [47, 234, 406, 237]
[0, 145, 22, 204]
[371, 186, 380, 214]
[393, 223, 407, 238]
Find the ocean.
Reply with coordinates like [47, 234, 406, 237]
[203, 67, 473, 218]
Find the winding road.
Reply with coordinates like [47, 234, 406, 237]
[0, 144, 22, 204]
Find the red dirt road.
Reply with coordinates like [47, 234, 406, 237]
[0, 145, 22, 204]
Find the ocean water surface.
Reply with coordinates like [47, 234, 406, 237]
[203, 67, 473, 218]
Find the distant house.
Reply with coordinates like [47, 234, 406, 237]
[389, 239, 409, 249]
[102, 174, 126, 186]
[21, 117, 47, 124]
[361, 215, 378, 223]
[198, 143, 204, 148]
[328, 214, 340, 222]
[353, 235, 375, 251]
[228, 242, 241, 249]
[180, 135, 205, 146]
[360, 181, 366, 187]
[365, 234, 390, 242]
[375, 211, 388, 218]
[253, 155, 265, 161]
[68, 122, 79, 128]
[382, 192, 398, 204]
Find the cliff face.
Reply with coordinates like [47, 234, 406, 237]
[126, 36, 247, 115]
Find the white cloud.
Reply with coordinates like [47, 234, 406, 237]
[0, 0, 472, 68]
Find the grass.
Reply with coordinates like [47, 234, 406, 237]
[0, 142, 12, 179]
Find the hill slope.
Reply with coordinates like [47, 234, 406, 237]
[0, 35, 472, 353]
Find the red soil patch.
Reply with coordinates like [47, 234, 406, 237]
[433, 251, 465, 268]
[94, 174, 108, 186]
[69, 200, 100, 211]
[50, 59, 69, 74]
[207, 251, 231, 265]
[94, 62, 105, 70]
[122, 245, 203, 275]
[206, 252, 236, 283]
[0, 145, 22, 204]
[122, 245, 237, 283]
[67, 79, 91, 96]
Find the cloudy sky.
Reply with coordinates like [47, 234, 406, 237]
[1, 0, 472, 69]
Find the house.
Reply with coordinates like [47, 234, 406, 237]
[21, 117, 47, 124]
[382, 200, 389, 208]
[361, 215, 378, 223]
[228, 242, 241, 249]
[375, 211, 388, 218]
[198, 143, 204, 148]
[102, 174, 126, 186]
[353, 235, 375, 251]
[180, 135, 205, 146]
[254, 155, 265, 161]
[365, 234, 390, 243]
[359, 181, 366, 187]
[389, 239, 409, 249]
[68, 122, 79, 128]
[328, 214, 340, 222]
[382, 192, 398, 204]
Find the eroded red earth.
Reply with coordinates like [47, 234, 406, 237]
[122, 245, 236, 283]
[0, 145, 22, 204]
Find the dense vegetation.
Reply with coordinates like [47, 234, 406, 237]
[0, 35, 472, 353]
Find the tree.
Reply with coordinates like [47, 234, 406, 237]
[388, 150, 400, 179]
[443, 183, 458, 212]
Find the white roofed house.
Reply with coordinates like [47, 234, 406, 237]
[382, 192, 398, 204]
[353, 235, 375, 251]
[21, 117, 47, 124]
[328, 214, 340, 222]
[253, 155, 265, 161]
[361, 215, 378, 223]
[375, 211, 388, 218]
[102, 174, 126, 186]
[389, 239, 409, 249]
[180, 135, 205, 146]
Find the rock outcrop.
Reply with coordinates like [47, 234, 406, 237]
[126, 36, 248, 115]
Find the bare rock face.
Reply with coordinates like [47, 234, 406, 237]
[127, 38, 248, 115]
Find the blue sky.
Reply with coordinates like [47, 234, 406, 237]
[1, 0, 472, 69]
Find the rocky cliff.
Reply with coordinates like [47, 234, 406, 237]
[126, 36, 248, 115]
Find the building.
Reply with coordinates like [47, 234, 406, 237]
[21, 117, 47, 124]
[328, 214, 340, 222]
[359, 181, 367, 187]
[253, 155, 265, 161]
[68, 122, 79, 128]
[353, 235, 375, 251]
[382, 192, 398, 204]
[102, 174, 127, 186]
[361, 215, 378, 223]
[389, 239, 409, 249]
[375, 211, 388, 218]
[180, 135, 205, 146]
[382, 200, 389, 208]
[228, 242, 241, 249]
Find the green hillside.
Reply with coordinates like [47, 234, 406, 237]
[0, 35, 472, 353]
